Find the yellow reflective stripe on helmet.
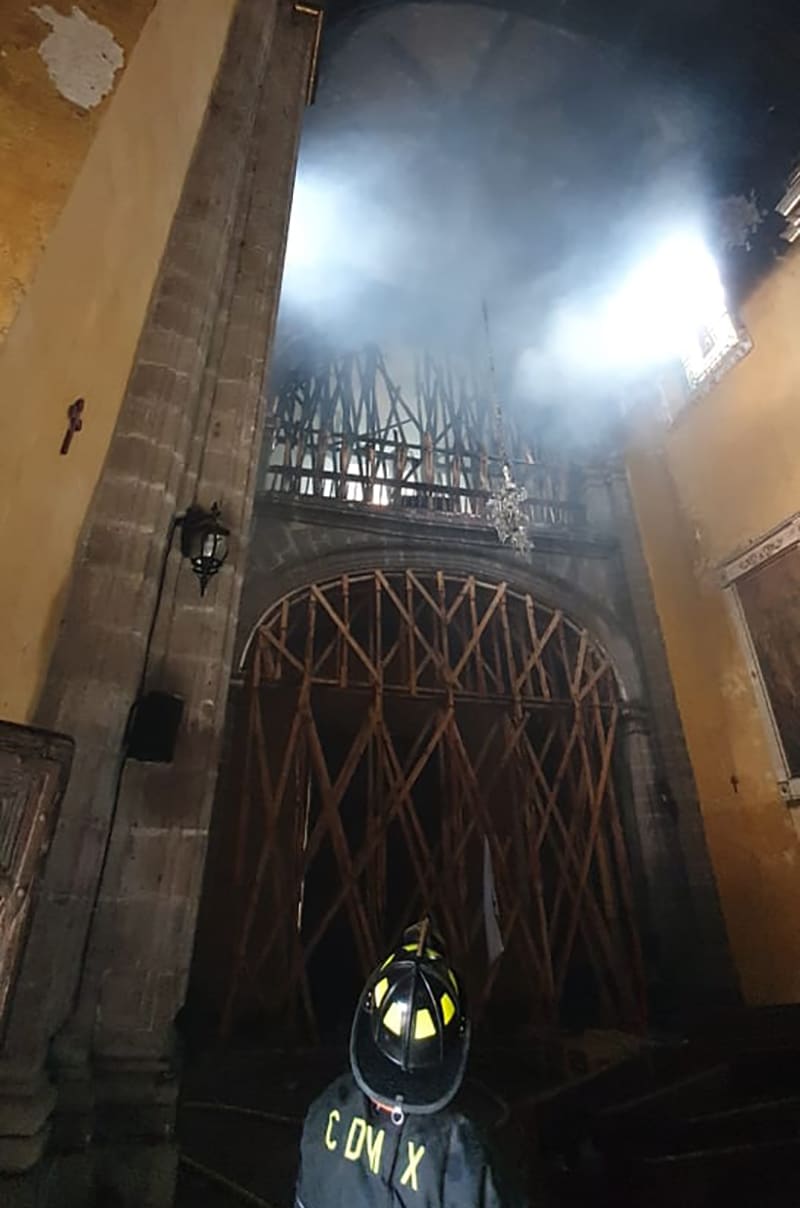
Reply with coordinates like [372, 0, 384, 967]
[383, 1001, 406, 1036]
[380, 954, 395, 971]
[374, 977, 389, 1008]
[440, 992, 455, 1025]
[414, 1009, 436, 1040]
[402, 943, 443, 959]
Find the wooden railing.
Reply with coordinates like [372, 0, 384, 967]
[263, 434, 586, 529]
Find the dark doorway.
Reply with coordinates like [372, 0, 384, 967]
[191, 570, 645, 1047]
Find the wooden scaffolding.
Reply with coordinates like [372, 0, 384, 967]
[263, 346, 586, 528]
[221, 570, 646, 1040]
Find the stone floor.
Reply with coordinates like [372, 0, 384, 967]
[175, 1047, 331, 1208]
[0, 1041, 546, 1207]
[8, 1014, 800, 1206]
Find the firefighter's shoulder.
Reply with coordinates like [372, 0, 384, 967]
[304, 1072, 362, 1126]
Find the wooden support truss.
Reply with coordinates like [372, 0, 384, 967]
[222, 571, 645, 1041]
[264, 347, 586, 528]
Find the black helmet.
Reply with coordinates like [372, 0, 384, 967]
[350, 921, 470, 1115]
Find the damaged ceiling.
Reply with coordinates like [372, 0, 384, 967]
[307, 0, 799, 310]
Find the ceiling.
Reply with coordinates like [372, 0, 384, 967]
[316, 0, 799, 244]
[320, 0, 799, 140]
[279, 0, 798, 401]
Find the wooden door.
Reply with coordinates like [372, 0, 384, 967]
[0, 723, 73, 1032]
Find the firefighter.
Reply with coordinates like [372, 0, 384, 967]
[295, 921, 525, 1207]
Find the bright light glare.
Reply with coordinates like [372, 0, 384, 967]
[517, 232, 739, 398]
[599, 232, 730, 371]
[285, 173, 342, 273]
[283, 171, 412, 302]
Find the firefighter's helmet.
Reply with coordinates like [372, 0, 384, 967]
[350, 921, 470, 1115]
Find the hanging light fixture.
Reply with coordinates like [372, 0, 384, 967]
[179, 502, 229, 595]
[482, 302, 531, 556]
[486, 464, 530, 555]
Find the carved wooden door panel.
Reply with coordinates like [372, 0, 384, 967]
[0, 723, 73, 1031]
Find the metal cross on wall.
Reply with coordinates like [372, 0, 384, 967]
[60, 398, 85, 456]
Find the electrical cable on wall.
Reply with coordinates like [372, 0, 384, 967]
[71, 515, 180, 1013]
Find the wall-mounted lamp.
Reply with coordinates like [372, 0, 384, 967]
[178, 502, 229, 595]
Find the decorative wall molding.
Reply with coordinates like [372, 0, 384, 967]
[720, 512, 800, 585]
[721, 512, 800, 801]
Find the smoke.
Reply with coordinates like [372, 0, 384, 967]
[277, 1, 726, 430]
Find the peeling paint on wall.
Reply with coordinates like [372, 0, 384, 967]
[31, 5, 123, 110]
[0, 0, 155, 339]
[0, 0, 238, 720]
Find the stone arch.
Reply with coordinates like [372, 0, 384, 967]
[238, 540, 644, 705]
[195, 556, 665, 1042]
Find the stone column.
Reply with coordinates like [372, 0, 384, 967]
[600, 463, 739, 1014]
[615, 703, 693, 1019]
[81, 1, 312, 1135]
[0, 0, 313, 1173]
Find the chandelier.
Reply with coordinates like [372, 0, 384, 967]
[482, 301, 531, 556]
[487, 463, 530, 555]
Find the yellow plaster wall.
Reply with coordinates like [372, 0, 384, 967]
[0, 0, 236, 722]
[0, 1, 158, 339]
[627, 247, 800, 1004]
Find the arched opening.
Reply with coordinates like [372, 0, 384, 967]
[196, 568, 646, 1049]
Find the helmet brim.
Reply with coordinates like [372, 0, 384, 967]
[349, 997, 470, 1115]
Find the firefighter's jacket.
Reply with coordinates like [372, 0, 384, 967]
[295, 1073, 524, 1207]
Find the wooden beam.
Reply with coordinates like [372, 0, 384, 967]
[227, 570, 645, 1039]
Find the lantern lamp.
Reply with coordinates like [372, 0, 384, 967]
[179, 502, 229, 595]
